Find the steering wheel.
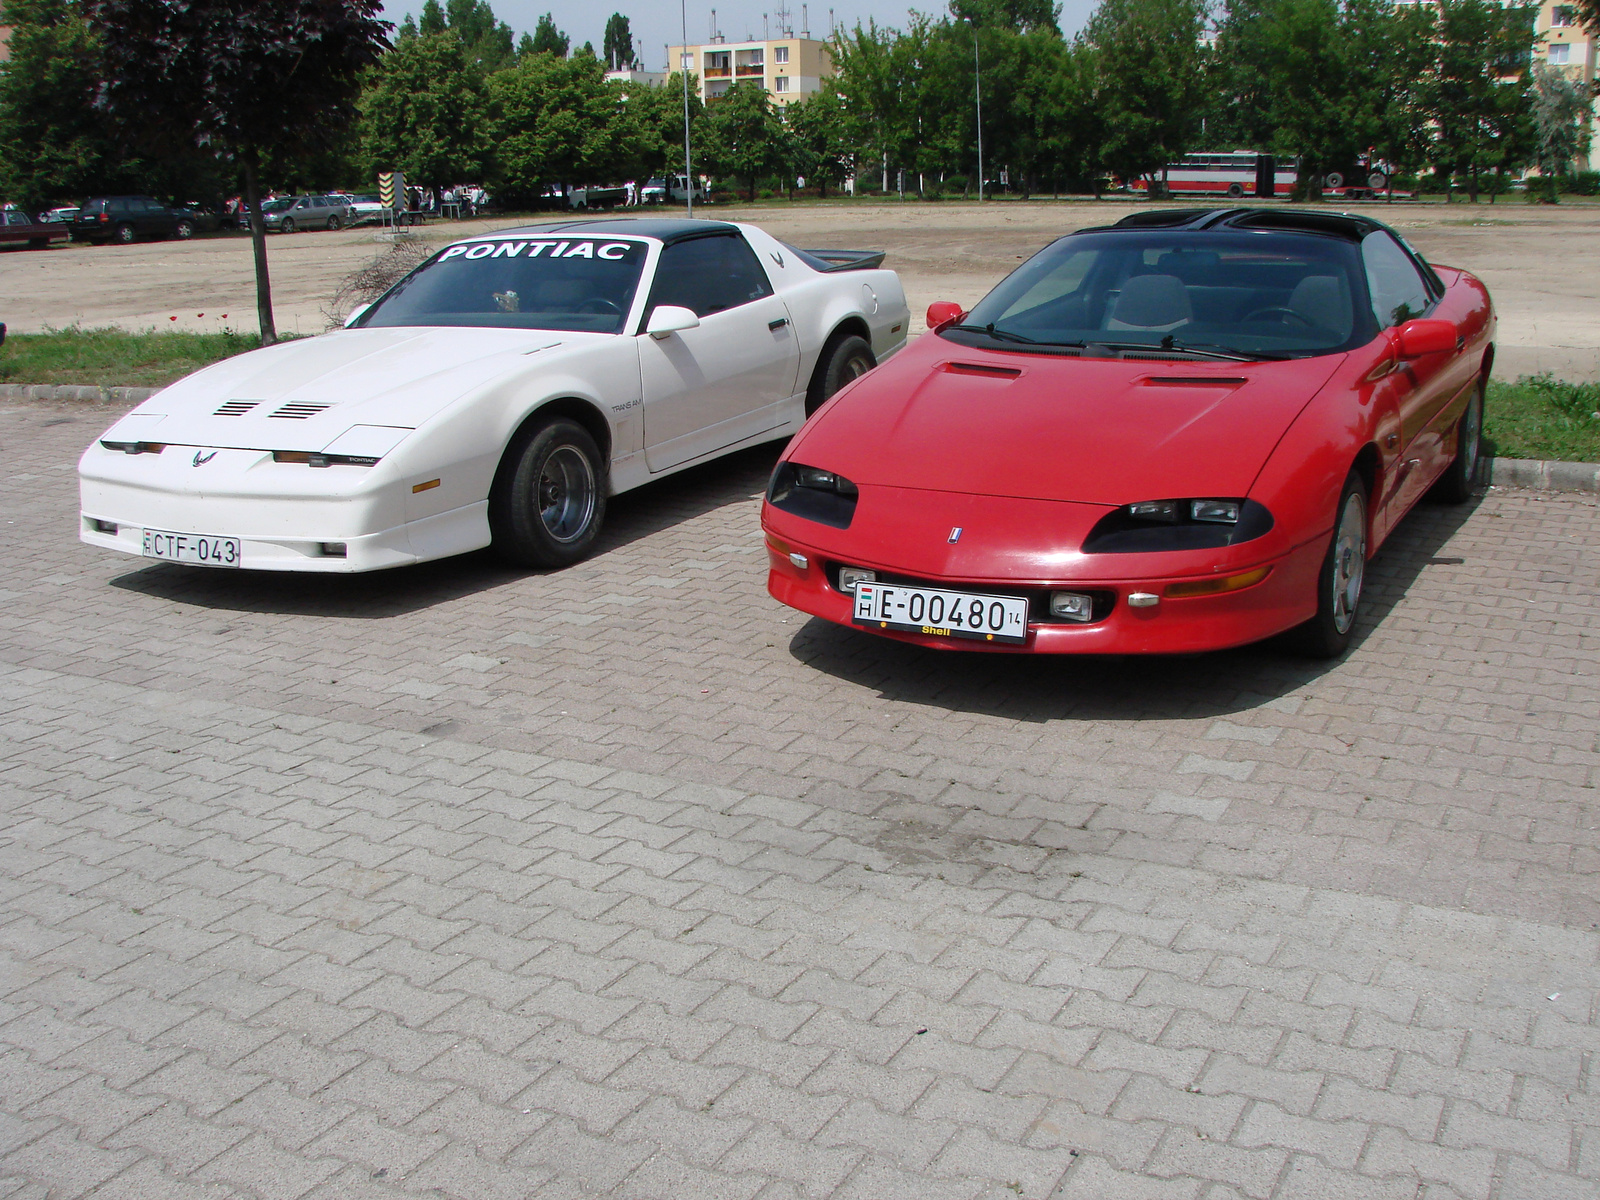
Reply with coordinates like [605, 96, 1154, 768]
[577, 298, 621, 317]
[1242, 305, 1315, 328]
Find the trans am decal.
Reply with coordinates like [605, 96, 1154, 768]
[439, 240, 638, 262]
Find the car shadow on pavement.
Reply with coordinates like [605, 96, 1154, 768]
[105, 443, 786, 617]
[786, 490, 1487, 722]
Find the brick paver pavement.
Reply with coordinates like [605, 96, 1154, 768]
[2, 397, 1598, 1200]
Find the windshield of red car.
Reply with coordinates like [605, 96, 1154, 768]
[357, 237, 647, 334]
[953, 231, 1376, 359]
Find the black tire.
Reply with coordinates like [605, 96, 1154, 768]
[806, 333, 876, 416]
[1227, 182, 1244, 198]
[280, 218, 296, 234]
[113, 223, 136, 244]
[1431, 379, 1483, 504]
[490, 418, 607, 569]
[327, 214, 343, 231]
[1290, 471, 1368, 659]
[174, 220, 194, 240]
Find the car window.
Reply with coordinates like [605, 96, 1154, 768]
[1362, 232, 1432, 328]
[6, 212, 30, 225]
[954, 230, 1372, 359]
[359, 236, 648, 334]
[647, 234, 774, 318]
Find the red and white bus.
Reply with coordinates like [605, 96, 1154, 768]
[1129, 153, 1299, 199]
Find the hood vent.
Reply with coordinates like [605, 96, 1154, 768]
[943, 362, 1022, 379]
[270, 401, 333, 420]
[214, 399, 261, 416]
[1144, 376, 1247, 387]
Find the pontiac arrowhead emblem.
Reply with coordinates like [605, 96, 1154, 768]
[948, 527, 962, 543]
[192, 449, 217, 467]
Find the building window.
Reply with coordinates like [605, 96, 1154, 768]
[1549, 41, 1571, 63]
[775, 45, 790, 63]
[681, 53, 693, 68]
[1552, 5, 1576, 25]
[775, 75, 790, 92]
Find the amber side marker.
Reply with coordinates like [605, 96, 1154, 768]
[412, 479, 441, 493]
[1164, 566, 1272, 598]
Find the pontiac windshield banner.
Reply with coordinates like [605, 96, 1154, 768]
[439, 240, 640, 262]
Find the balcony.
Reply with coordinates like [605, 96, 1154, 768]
[735, 64, 765, 76]
[703, 66, 732, 77]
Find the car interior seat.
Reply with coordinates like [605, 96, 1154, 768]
[1105, 274, 1193, 333]
[1287, 275, 1352, 337]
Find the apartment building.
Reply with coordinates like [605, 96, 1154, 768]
[665, 36, 834, 106]
[1537, 2, 1598, 168]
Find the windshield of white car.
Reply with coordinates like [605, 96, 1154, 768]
[949, 231, 1376, 359]
[261, 199, 293, 213]
[357, 237, 647, 334]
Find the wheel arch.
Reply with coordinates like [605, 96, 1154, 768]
[492, 396, 613, 496]
[806, 316, 874, 395]
[1350, 442, 1380, 547]
[1479, 342, 1495, 382]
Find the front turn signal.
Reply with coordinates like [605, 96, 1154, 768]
[1164, 566, 1272, 598]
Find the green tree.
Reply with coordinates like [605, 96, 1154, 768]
[87, 0, 388, 343]
[418, 0, 444, 33]
[530, 12, 569, 56]
[1531, 60, 1595, 199]
[486, 51, 651, 203]
[360, 29, 488, 200]
[603, 12, 636, 69]
[950, 0, 1061, 33]
[444, 0, 516, 71]
[1429, 0, 1537, 200]
[1085, 0, 1208, 189]
[785, 84, 854, 196]
[702, 81, 785, 200]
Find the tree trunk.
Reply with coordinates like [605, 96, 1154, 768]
[241, 147, 276, 346]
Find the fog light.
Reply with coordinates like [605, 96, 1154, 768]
[1049, 591, 1094, 622]
[318, 542, 347, 557]
[89, 518, 118, 534]
[839, 567, 877, 594]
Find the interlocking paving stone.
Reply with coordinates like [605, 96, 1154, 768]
[0, 400, 1597, 1198]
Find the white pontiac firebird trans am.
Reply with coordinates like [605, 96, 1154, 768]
[78, 218, 909, 572]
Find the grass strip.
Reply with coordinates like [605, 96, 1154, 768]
[1485, 375, 1600, 463]
[0, 327, 282, 389]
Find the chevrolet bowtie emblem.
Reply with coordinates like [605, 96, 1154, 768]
[192, 449, 217, 467]
[948, 527, 962, 543]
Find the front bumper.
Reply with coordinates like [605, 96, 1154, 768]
[78, 444, 489, 572]
[763, 512, 1326, 655]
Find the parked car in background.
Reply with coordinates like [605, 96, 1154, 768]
[566, 185, 629, 210]
[177, 202, 229, 233]
[641, 175, 709, 205]
[346, 194, 389, 224]
[71, 196, 195, 244]
[42, 206, 80, 224]
[260, 195, 352, 233]
[0, 210, 70, 249]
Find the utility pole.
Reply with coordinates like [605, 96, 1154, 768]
[966, 19, 984, 203]
[681, 0, 694, 217]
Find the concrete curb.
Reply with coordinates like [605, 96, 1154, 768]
[1, 382, 1595, 495]
[0, 383, 162, 404]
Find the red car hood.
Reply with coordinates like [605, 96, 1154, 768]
[792, 338, 1345, 505]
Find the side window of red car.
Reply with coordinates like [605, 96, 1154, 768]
[1362, 233, 1431, 328]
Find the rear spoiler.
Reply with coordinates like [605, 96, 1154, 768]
[798, 248, 887, 272]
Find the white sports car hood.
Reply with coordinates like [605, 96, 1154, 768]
[114, 327, 599, 452]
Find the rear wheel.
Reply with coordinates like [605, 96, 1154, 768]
[113, 223, 135, 244]
[1431, 379, 1483, 504]
[326, 214, 343, 231]
[1227, 182, 1244, 198]
[490, 418, 607, 569]
[174, 220, 194, 240]
[1290, 471, 1368, 659]
[806, 334, 875, 416]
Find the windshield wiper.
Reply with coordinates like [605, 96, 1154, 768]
[1158, 336, 1292, 362]
[948, 322, 1043, 345]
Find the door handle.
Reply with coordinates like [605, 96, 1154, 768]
[1385, 433, 1399, 449]
[768, 318, 789, 331]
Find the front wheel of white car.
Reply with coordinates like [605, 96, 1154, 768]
[491, 418, 607, 569]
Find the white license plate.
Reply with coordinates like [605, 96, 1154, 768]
[853, 580, 1029, 645]
[142, 528, 241, 567]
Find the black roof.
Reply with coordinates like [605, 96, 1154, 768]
[1088, 207, 1387, 242]
[484, 217, 740, 244]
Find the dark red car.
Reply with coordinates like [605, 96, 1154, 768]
[763, 208, 1493, 658]
[0, 210, 69, 250]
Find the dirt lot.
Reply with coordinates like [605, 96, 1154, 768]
[3, 198, 1598, 380]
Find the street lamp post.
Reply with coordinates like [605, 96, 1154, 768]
[965, 18, 984, 202]
[681, 0, 694, 217]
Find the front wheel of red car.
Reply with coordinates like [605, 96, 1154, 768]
[1291, 471, 1368, 659]
[1431, 379, 1483, 504]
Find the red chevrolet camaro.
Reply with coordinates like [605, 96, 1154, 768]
[762, 208, 1493, 657]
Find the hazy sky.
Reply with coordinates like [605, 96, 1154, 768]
[379, 1, 1099, 68]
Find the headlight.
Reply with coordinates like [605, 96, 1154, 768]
[100, 440, 166, 454]
[272, 451, 381, 467]
[1084, 498, 1274, 553]
[766, 462, 860, 529]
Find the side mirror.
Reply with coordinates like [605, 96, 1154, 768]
[926, 301, 964, 330]
[343, 303, 370, 328]
[646, 305, 701, 339]
[1396, 318, 1457, 358]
